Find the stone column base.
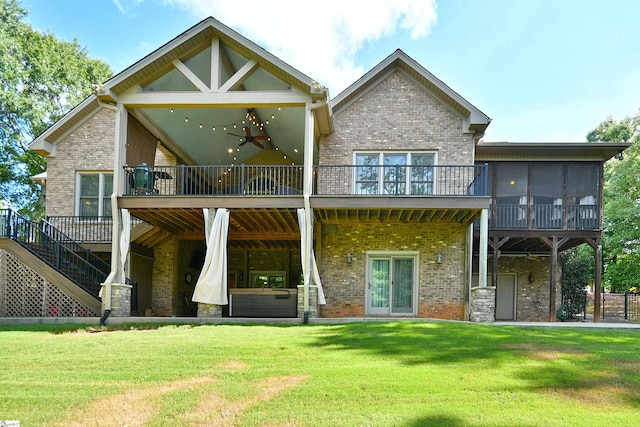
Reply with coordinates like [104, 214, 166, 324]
[470, 286, 496, 323]
[101, 283, 132, 317]
[197, 303, 222, 317]
[297, 285, 318, 319]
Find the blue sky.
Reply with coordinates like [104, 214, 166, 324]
[21, 0, 640, 142]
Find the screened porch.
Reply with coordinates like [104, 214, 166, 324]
[486, 161, 601, 231]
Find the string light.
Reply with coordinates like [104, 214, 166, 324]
[168, 106, 300, 160]
[167, 107, 282, 134]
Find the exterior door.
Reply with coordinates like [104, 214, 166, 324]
[472, 274, 517, 320]
[368, 255, 416, 315]
[495, 275, 516, 320]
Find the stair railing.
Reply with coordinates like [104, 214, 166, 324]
[1, 209, 107, 299]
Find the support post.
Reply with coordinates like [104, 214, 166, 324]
[470, 209, 495, 323]
[492, 237, 499, 288]
[549, 237, 559, 321]
[478, 209, 489, 287]
[594, 242, 602, 322]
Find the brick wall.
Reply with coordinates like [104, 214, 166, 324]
[45, 109, 116, 217]
[44, 108, 177, 216]
[152, 237, 177, 316]
[315, 66, 475, 320]
[320, 70, 474, 167]
[319, 221, 467, 320]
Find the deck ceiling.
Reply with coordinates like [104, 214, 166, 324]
[129, 207, 300, 250]
[128, 207, 482, 249]
[314, 207, 482, 223]
[479, 230, 601, 254]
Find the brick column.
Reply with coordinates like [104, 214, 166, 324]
[297, 285, 318, 319]
[197, 303, 222, 317]
[470, 286, 496, 323]
[102, 283, 132, 317]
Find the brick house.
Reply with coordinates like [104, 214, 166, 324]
[0, 17, 626, 322]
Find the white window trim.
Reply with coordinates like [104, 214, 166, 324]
[353, 151, 438, 195]
[365, 250, 420, 316]
[75, 171, 113, 218]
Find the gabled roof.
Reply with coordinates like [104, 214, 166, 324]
[30, 96, 102, 156]
[98, 16, 326, 101]
[30, 17, 332, 156]
[331, 49, 491, 137]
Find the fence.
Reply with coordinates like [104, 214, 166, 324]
[601, 292, 640, 320]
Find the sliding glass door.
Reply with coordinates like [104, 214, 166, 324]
[367, 253, 417, 315]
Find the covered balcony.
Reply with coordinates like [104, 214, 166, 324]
[122, 163, 487, 198]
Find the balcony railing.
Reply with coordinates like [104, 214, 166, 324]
[313, 164, 487, 196]
[124, 164, 304, 196]
[123, 164, 488, 197]
[44, 216, 145, 243]
[492, 203, 599, 230]
[45, 216, 113, 242]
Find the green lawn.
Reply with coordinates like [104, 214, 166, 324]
[0, 321, 638, 426]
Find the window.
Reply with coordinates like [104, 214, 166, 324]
[77, 172, 113, 217]
[355, 152, 435, 195]
[248, 271, 286, 288]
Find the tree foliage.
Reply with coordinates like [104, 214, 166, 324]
[0, 0, 112, 217]
[588, 112, 640, 292]
[560, 246, 590, 318]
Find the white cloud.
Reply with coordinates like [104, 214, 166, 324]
[111, 0, 144, 16]
[163, 0, 437, 94]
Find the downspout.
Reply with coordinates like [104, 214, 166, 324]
[95, 95, 125, 323]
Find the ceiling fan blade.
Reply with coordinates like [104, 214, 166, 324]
[238, 140, 248, 147]
[253, 135, 269, 140]
[253, 140, 265, 149]
[243, 126, 252, 136]
[227, 132, 243, 138]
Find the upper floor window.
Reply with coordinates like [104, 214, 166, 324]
[354, 152, 436, 195]
[77, 172, 113, 217]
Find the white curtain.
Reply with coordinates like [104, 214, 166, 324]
[297, 208, 326, 305]
[119, 208, 131, 282]
[192, 208, 229, 305]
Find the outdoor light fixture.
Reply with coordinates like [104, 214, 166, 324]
[435, 253, 444, 264]
[528, 272, 535, 283]
[615, 150, 624, 161]
[346, 252, 353, 264]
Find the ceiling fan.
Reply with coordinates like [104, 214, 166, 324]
[228, 126, 269, 149]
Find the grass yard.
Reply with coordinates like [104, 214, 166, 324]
[0, 321, 638, 426]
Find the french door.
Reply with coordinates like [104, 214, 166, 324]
[367, 253, 417, 315]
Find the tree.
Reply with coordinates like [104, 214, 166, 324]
[0, 0, 112, 218]
[560, 246, 590, 318]
[587, 112, 640, 292]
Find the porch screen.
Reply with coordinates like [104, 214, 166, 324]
[566, 163, 599, 201]
[495, 162, 527, 200]
[192, 208, 229, 305]
[495, 163, 528, 227]
[531, 163, 564, 226]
